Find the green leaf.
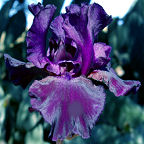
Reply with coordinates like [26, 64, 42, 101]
[0, 0, 15, 36]
[4, 10, 26, 48]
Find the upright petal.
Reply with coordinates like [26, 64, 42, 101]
[66, 4, 81, 14]
[87, 3, 112, 39]
[62, 4, 92, 75]
[28, 2, 43, 16]
[51, 3, 112, 75]
[50, 15, 65, 40]
[29, 76, 105, 141]
[93, 42, 111, 68]
[26, 3, 56, 68]
[88, 68, 141, 96]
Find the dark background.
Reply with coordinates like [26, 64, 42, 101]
[0, 0, 144, 144]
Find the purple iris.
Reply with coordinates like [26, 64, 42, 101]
[4, 2, 141, 141]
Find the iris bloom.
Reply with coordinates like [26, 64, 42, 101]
[4, 3, 141, 141]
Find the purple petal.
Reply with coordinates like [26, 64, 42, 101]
[88, 68, 141, 96]
[93, 42, 111, 68]
[58, 60, 81, 75]
[29, 76, 105, 141]
[45, 63, 62, 75]
[28, 3, 43, 16]
[52, 43, 73, 63]
[62, 4, 92, 75]
[66, 4, 81, 14]
[47, 39, 82, 75]
[26, 4, 56, 68]
[4, 54, 40, 88]
[57, 3, 112, 75]
[87, 3, 112, 38]
[50, 15, 65, 40]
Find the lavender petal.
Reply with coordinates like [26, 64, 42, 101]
[88, 68, 141, 96]
[29, 76, 105, 141]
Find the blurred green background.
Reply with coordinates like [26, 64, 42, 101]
[0, 0, 144, 144]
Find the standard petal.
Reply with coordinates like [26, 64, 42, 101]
[88, 68, 141, 96]
[50, 15, 65, 40]
[26, 4, 56, 68]
[29, 76, 105, 141]
[93, 42, 111, 68]
[61, 3, 112, 75]
[87, 3, 112, 39]
[28, 3, 43, 16]
[62, 8, 93, 75]
[4, 54, 43, 88]
[51, 4, 92, 75]
[66, 4, 81, 14]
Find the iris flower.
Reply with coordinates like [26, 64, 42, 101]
[4, 3, 141, 141]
